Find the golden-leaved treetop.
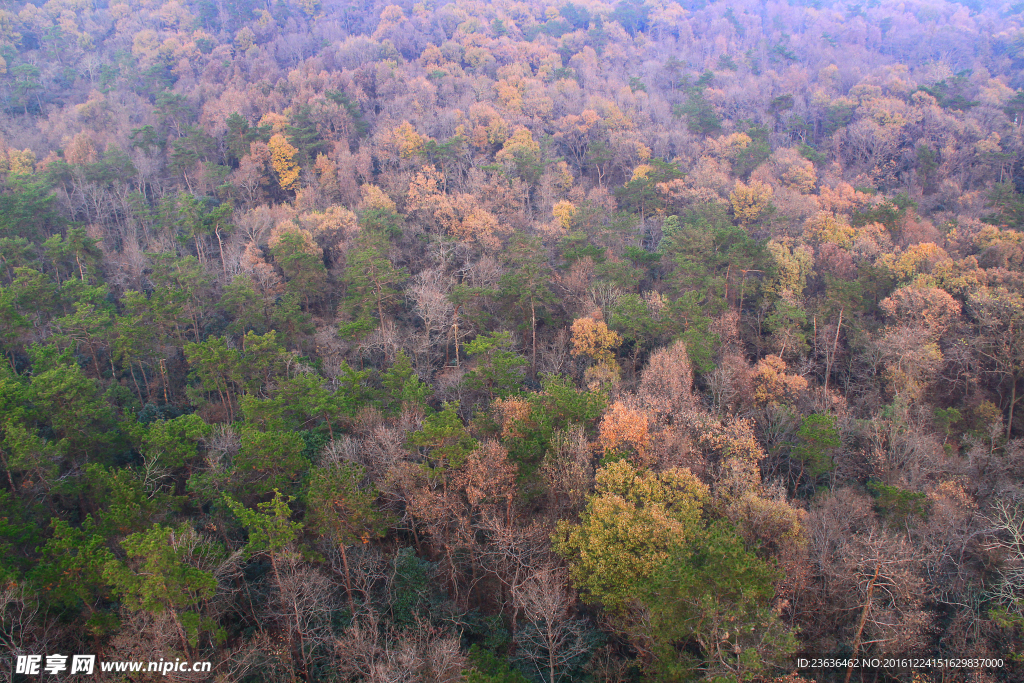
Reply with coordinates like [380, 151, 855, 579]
[268, 134, 300, 192]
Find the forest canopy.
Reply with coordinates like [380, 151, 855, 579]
[2, 0, 1024, 680]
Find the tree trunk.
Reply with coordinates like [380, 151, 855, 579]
[159, 358, 171, 404]
[288, 579, 307, 679]
[171, 610, 191, 655]
[1009, 376, 1018, 440]
[453, 305, 460, 367]
[825, 307, 843, 393]
[340, 543, 356, 616]
[813, 315, 818, 359]
[531, 296, 537, 371]
[410, 518, 424, 554]
[0, 451, 18, 492]
[88, 342, 101, 378]
[268, 554, 298, 682]
[548, 626, 556, 683]
[844, 564, 880, 683]
[376, 283, 385, 330]
[215, 228, 228, 277]
[216, 379, 232, 423]
[128, 362, 144, 404]
[194, 234, 205, 264]
[140, 361, 153, 403]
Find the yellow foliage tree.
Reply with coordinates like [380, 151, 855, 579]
[7, 148, 35, 175]
[571, 315, 622, 389]
[730, 179, 773, 226]
[406, 164, 446, 214]
[552, 200, 576, 233]
[268, 134, 300, 192]
[495, 78, 524, 113]
[259, 112, 289, 134]
[586, 95, 632, 131]
[234, 26, 253, 53]
[234, 26, 255, 52]
[131, 29, 160, 60]
[570, 315, 621, 365]
[551, 160, 574, 190]
[765, 240, 813, 297]
[268, 225, 322, 258]
[420, 43, 444, 67]
[495, 126, 541, 181]
[0, 10, 21, 50]
[724, 490, 805, 556]
[468, 103, 509, 148]
[682, 411, 766, 496]
[453, 200, 503, 250]
[751, 355, 808, 407]
[712, 132, 752, 162]
[393, 121, 427, 160]
[630, 164, 653, 182]
[498, 128, 538, 158]
[878, 242, 949, 282]
[782, 161, 816, 194]
[553, 460, 709, 614]
[806, 212, 856, 248]
[360, 184, 397, 213]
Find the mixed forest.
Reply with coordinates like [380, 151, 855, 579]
[4, 0, 1024, 680]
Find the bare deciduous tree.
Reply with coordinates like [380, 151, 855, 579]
[541, 426, 595, 519]
[408, 268, 454, 369]
[0, 584, 69, 681]
[335, 611, 464, 683]
[512, 567, 591, 683]
[268, 560, 338, 675]
[636, 339, 697, 422]
[988, 497, 1024, 620]
[799, 488, 931, 655]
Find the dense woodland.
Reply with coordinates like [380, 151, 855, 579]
[3, 0, 1024, 680]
